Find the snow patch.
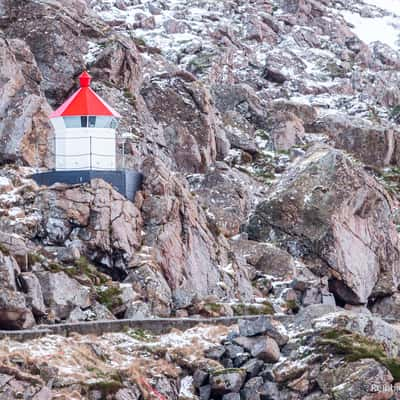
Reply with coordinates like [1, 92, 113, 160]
[341, 9, 400, 49]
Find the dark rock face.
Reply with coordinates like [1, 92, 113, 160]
[141, 78, 217, 173]
[247, 146, 400, 305]
[310, 113, 396, 168]
[0, 38, 52, 166]
[188, 166, 263, 238]
[141, 157, 254, 308]
[35, 179, 143, 274]
[3, 0, 400, 397]
[0, 0, 100, 105]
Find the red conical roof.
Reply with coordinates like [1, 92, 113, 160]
[50, 72, 121, 118]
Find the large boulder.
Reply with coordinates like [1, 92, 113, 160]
[268, 111, 305, 151]
[230, 239, 296, 280]
[0, 289, 35, 329]
[310, 113, 395, 168]
[210, 369, 246, 396]
[37, 271, 91, 320]
[247, 146, 400, 304]
[317, 359, 393, 400]
[89, 36, 142, 95]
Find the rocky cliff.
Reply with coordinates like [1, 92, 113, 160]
[2, 0, 400, 398]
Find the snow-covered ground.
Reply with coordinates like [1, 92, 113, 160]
[365, 0, 400, 15]
[342, 0, 400, 49]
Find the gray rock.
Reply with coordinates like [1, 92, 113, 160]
[241, 358, 265, 379]
[371, 293, 400, 319]
[205, 345, 226, 360]
[225, 344, 245, 359]
[259, 381, 280, 400]
[317, 359, 393, 399]
[250, 337, 280, 363]
[193, 370, 209, 388]
[199, 384, 211, 400]
[210, 369, 246, 395]
[302, 287, 322, 307]
[124, 301, 152, 319]
[0, 252, 19, 290]
[67, 307, 87, 322]
[91, 302, 116, 320]
[125, 263, 172, 317]
[115, 387, 141, 400]
[239, 316, 274, 336]
[233, 353, 250, 367]
[0, 289, 35, 329]
[19, 272, 46, 316]
[37, 271, 91, 320]
[238, 316, 289, 346]
[32, 387, 52, 400]
[222, 394, 241, 400]
[241, 377, 263, 400]
[247, 146, 400, 305]
[293, 304, 337, 330]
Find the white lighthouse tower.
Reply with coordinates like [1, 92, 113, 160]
[50, 71, 121, 171]
[32, 71, 142, 201]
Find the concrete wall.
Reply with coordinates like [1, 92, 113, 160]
[0, 316, 289, 342]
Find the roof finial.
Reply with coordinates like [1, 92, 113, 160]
[79, 71, 91, 88]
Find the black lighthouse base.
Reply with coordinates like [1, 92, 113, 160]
[31, 170, 143, 201]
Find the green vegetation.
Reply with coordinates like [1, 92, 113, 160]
[133, 37, 147, 47]
[317, 329, 400, 381]
[187, 52, 214, 74]
[285, 299, 300, 313]
[212, 368, 245, 377]
[27, 252, 43, 265]
[123, 88, 136, 106]
[74, 256, 109, 285]
[325, 62, 347, 79]
[390, 105, 400, 122]
[126, 328, 155, 342]
[47, 262, 63, 273]
[0, 243, 10, 255]
[232, 301, 275, 316]
[87, 376, 123, 396]
[204, 302, 223, 314]
[96, 286, 123, 311]
[379, 167, 400, 201]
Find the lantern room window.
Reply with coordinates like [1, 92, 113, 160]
[63, 117, 82, 128]
[63, 116, 118, 129]
[89, 116, 96, 127]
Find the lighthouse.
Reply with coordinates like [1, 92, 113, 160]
[50, 71, 120, 171]
[32, 72, 142, 201]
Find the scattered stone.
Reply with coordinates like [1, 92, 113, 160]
[250, 337, 280, 363]
[210, 369, 246, 396]
[238, 316, 288, 346]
